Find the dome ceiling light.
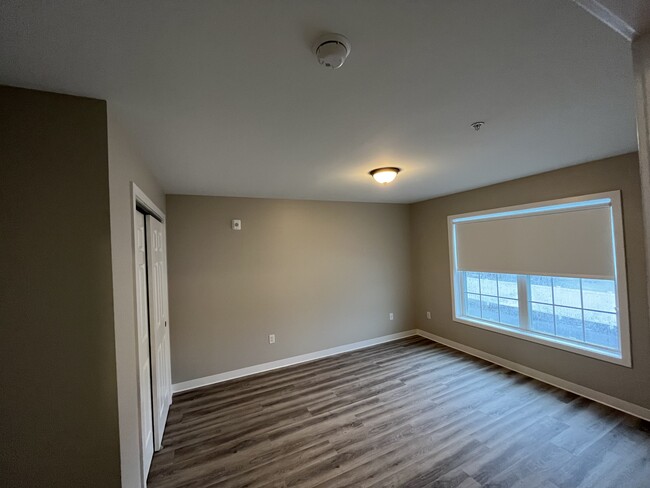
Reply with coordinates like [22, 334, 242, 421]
[369, 167, 401, 184]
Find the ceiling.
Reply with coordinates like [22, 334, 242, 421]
[0, 0, 638, 203]
[574, 0, 650, 39]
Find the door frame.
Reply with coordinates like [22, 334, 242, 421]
[130, 182, 168, 486]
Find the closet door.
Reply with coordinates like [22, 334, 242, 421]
[135, 211, 154, 472]
[146, 214, 172, 450]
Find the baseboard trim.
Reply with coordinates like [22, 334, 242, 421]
[416, 329, 650, 422]
[172, 330, 417, 393]
[172, 327, 650, 421]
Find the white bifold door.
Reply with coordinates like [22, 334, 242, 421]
[135, 211, 154, 474]
[145, 214, 172, 451]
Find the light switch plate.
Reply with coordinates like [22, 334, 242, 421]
[231, 219, 242, 230]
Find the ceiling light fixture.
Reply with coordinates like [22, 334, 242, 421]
[369, 167, 401, 184]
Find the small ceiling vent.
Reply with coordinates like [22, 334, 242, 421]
[313, 34, 351, 69]
[471, 121, 485, 131]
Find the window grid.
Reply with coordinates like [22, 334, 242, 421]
[518, 275, 529, 330]
[577, 278, 584, 342]
[524, 310, 618, 351]
[549, 278, 556, 336]
[495, 276, 500, 324]
[464, 273, 521, 330]
[460, 271, 620, 353]
[528, 301, 617, 315]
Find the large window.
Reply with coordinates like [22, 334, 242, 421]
[449, 192, 630, 366]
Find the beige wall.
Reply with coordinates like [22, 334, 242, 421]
[632, 34, 650, 321]
[166, 196, 412, 384]
[0, 86, 121, 486]
[410, 152, 650, 409]
[107, 111, 166, 488]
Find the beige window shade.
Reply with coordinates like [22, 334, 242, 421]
[452, 206, 615, 279]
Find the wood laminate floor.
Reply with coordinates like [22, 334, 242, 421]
[148, 337, 650, 488]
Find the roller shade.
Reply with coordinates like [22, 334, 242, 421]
[452, 202, 615, 279]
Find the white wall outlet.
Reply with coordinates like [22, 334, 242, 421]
[269, 334, 276, 344]
[426, 311, 431, 319]
[389, 313, 394, 320]
[231, 219, 242, 230]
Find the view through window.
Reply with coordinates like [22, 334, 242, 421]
[461, 272, 619, 352]
[449, 192, 630, 366]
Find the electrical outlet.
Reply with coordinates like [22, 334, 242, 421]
[269, 334, 276, 344]
[231, 219, 242, 230]
[389, 313, 394, 320]
[426, 311, 431, 319]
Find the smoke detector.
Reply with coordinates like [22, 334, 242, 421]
[313, 34, 351, 69]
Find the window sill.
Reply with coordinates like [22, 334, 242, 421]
[453, 315, 631, 367]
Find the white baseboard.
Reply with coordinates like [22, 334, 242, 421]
[416, 329, 650, 422]
[171, 327, 650, 422]
[172, 330, 417, 393]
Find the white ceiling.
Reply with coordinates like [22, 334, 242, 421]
[0, 0, 638, 203]
[574, 0, 650, 39]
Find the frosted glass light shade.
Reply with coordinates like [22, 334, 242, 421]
[370, 167, 400, 184]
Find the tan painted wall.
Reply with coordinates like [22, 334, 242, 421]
[632, 33, 650, 328]
[107, 111, 166, 487]
[166, 196, 412, 383]
[0, 86, 121, 486]
[410, 152, 650, 409]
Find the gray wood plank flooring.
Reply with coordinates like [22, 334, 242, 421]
[148, 337, 650, 488]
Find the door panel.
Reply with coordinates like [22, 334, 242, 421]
[146, 215, 172, 450]
[135, 211, 154, 475]
[162, 224, 173, 407]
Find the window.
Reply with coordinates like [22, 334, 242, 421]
[449, 192, 630, 366]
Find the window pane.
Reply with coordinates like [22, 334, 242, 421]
[553, 277, 582, 308]
[530, 275, 553, 304]
[582, 279, 616, 313]
[480, 272, 498, 296]
[481, 295, 499, 322]
[465, 272, 480, 294]
[465, 293, 481, 318]
[555, 306, 583, 341]
[499, 298, 519, 327]
[584, 310, 619, 349]
[497, 274, 518, 299]
[457, 270, 623, 358]
[530, 303, 554, 335]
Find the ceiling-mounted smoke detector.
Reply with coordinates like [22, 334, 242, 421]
[313, 34, 351, 69]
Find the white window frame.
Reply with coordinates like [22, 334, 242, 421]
[448, 191, 631, 367]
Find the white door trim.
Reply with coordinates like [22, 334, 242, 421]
[132, 183, 165, 224]
[130, 183, 167, 487]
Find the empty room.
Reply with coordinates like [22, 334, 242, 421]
[3, 1, 650, 487]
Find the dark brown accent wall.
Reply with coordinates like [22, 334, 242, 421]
[0, 86, 121, 486]
[410, 152, 650, 409]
